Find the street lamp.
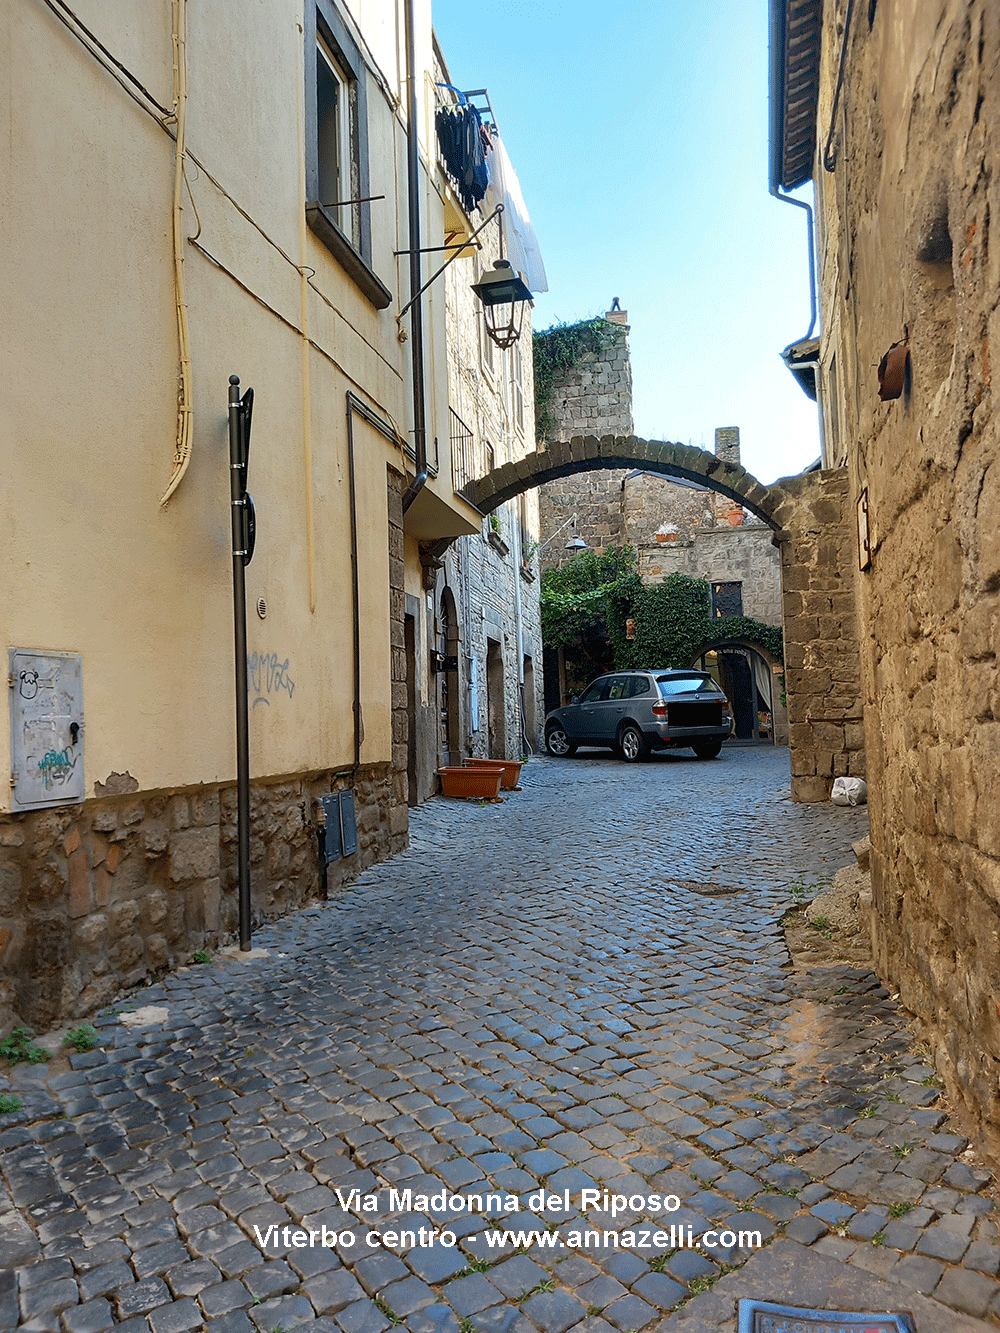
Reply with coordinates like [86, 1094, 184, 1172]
[538, 514, 590, 554]
[471, 258, 533, 350]
[396, 203, 533, 350]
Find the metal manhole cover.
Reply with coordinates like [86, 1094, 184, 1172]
[737, 1300, 915, 1333]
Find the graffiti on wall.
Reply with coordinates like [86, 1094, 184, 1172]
[248, 652, 296, 708]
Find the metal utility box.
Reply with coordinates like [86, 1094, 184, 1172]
[9, 649, 85, 810]
[320, 791, 358, 862]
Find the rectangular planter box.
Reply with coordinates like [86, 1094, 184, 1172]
[437, 766, 503, 799]
[462, 758, 523, 790]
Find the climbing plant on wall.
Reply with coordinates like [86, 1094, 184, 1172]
[542, 559, 784, 698]
[540, 547, 640, 693]
[533, 317, 619, 444]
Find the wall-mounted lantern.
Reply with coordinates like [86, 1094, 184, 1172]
[397, 203, 533, 351]
[472, 258, 533, 350]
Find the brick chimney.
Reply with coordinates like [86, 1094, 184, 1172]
[714, 426, 740, 466]
[605, 297, 628, 327]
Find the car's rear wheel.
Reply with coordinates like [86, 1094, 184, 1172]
[618, 723, 648, 762]
[545, 723, 576, 757]
[691, 740, 723, 759]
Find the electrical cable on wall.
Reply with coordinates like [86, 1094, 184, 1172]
[160, 0, 193, 507]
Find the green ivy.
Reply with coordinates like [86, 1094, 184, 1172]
[540, 547, 639, 693]
[701, 616, 784, 663]
[542, 561, 784, 694]
[533, 317, 619, 443]
[608, 574, 713, 670]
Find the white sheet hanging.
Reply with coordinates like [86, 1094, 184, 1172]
[483, 135, 548, 294]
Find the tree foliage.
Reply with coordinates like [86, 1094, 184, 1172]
[540, 547, 640, 692]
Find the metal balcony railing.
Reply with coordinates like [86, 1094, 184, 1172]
[450, 408, 493, 495]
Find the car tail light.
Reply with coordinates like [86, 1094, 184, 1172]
[652, 702, 668, 717]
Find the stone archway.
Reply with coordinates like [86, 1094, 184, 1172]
[462, 434, 788, 529]
[429, 435, 864, 801]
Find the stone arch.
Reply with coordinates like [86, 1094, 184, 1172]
[446, 439, 864, 803]
[463, 435, 792, 531]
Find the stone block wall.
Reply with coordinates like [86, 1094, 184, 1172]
[441, 212, 544, 761]
[807, 0, 1000, 1157]
[543, 326, 633, 439]
[771, 469, 865, 802]
[0, 762, 403, 1033]
[388, 467, 411, 837]
[639, 523, 783, 628]
[538, 320, 633, 567]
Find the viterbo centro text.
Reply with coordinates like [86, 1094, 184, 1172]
[250, 1187, 763, 1255]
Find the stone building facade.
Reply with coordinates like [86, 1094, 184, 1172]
[404, 47, 545, 791]
[536, 316, 787, 742]
[772, 0, 1000, 1150]
[0, 1, 530, 1030]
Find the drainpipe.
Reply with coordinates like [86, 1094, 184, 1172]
[401, 0, 428, 513]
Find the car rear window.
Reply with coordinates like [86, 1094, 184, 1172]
[656, 674, 718, 697]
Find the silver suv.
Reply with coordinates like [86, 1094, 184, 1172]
[544, 669, 734, 762]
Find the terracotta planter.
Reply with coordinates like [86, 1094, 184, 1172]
[437, 766, 502, 799]
[462, 758, 523, 790]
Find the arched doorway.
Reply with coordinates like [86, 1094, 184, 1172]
[439, 587, 461, 765]
[522, 656, 536, 749]
[693, 639, 787, 745]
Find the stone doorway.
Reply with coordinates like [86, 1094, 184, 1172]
[522, 656, 536, 749]
[695, 639, 786, 746]
[486, 638, 505, 759]
[439, 588, 460, 766]
[404, 614, 418, 805]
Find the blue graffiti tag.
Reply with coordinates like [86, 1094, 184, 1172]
[37, 748, 77, 790]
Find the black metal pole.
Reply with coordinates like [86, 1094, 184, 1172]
[228, 374, 252, 950]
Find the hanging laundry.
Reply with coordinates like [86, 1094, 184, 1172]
[435, 99, 489, 213]
[482, 134, 548, 294]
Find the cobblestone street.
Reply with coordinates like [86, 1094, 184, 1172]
[2, 748, 998, 1331]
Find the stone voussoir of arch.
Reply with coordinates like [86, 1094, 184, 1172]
[465, 436, 788, 529]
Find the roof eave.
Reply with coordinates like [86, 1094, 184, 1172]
[769, 0, 823, 193]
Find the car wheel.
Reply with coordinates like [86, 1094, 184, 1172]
[545, 723, 576, 757]
[691, 740, 723, 759]
[618, 723, 648, 762]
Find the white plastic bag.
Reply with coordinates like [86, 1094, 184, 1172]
[832, 776, 868, 806]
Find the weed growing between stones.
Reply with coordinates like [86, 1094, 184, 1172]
[0, 1026, 51, 1065]
[192, 949, 212, 964]
[375, 1297, 403, 1326]
[63, 1024, 99, 1053]
[0, 1093, 23, 1114]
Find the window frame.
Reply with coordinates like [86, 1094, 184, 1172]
[711, 581, 744, 619]
[304, 0, 391, 310]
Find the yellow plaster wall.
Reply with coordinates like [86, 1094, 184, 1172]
[1, 0, 460, 810]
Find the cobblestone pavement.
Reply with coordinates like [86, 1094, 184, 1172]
[2, 748, 998, 1331]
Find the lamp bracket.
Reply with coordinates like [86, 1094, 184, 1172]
[396, 204, 504, 327]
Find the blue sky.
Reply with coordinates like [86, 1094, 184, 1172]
[432, 0, 821, 485]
